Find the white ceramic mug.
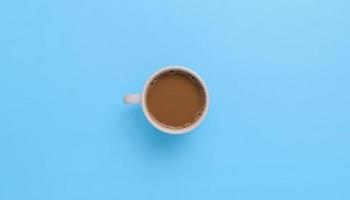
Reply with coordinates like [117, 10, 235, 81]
[124, 66, 209, 135]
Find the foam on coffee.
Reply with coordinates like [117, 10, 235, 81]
[146, 70, 206, 129]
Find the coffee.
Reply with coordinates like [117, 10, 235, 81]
[145, 70, 206, 129]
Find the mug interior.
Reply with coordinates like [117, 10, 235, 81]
[141, 66, 209, 134]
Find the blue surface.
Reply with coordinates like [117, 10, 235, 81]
[1, 0, 350, 199]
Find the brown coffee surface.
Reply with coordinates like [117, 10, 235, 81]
[146, 70, 206, 129]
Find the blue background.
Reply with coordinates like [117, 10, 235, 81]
[1, 0, 349, 199]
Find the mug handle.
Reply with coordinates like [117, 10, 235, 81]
[123, 94, 141, 104]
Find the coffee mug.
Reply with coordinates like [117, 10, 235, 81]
[124, 66, 209, 135]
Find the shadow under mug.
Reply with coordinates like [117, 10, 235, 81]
[124, 66, 209, 135]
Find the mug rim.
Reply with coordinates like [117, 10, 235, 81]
[141, 66, 209, 135]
